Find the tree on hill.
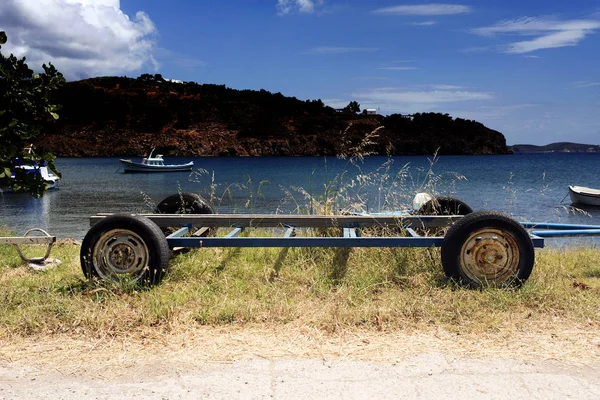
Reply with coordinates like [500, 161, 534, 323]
[344, 101, 360, 114]
[137, 73, 165, 83]
[0, 31, 65, 197]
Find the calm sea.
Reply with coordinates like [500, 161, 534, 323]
[2, 153, 600, 240]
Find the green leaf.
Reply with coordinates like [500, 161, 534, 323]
[0, 167, 11, 178]
[50, 112, 59, 120]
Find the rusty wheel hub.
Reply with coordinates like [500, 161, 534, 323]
[459, 228, 519, 284]
[93, 229, 149, 279]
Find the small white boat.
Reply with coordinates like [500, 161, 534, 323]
[0, 146, 60, 193]
[120, 149, 194, 173]
[568, 185, 600, 206]
[18, 164, 60, 190]
[0, 166, 60, 193]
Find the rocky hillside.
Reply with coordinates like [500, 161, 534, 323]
[37, 75, 509, 157]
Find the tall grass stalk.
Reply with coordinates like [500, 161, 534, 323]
[279, 131, 466, 216]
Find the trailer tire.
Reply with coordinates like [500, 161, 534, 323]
[419, 196, 473, 216]
[156, 192, 214, 215]
[80, 213, 170, 285]
[441, 210, 534, 288]
[156, 192, 215, 237]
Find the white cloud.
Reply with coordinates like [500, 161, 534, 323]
[354, 88, 493, 103]
[507, 30, 589, 53]
[438, 105, 538, 135]
[354, 76, 394, 81]
[459, 45, 494, 53]
[472, 17, 600, 35]
[409, 21, 438, 26]
[277, 0, 323, 15]
[572, 81, 600, 88]
[377, 66, 417, 71]
[351, 87, 493, 113]
[306, 46, 380, 54]
[378, 60, 417, 70]
[0, 0, 157, 80]
[372, 4, 471, 16]
[472, 17, 600, 54]
[428, 84, 465, 90]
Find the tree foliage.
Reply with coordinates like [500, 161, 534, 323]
[344, 101, 360, 114]
[0, 31, 65, 197]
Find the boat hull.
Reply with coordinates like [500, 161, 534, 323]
[120, 160, 193, 173]
[569, 186, 600, 207]
[1, 166, 59, 193]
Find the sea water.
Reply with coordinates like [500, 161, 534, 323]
[1, 153, 600, 240]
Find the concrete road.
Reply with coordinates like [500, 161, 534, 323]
[2, 353, 599, 399]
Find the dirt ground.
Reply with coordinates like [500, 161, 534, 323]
[1, 326, 600, 399]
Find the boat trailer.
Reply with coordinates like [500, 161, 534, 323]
[80, 203, 600, 289]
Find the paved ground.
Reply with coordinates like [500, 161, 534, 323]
[2, 353, 599, 399]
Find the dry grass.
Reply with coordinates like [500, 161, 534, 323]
[1, 236, 599, 347]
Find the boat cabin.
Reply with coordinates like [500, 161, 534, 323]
[142, 154, 165, 166]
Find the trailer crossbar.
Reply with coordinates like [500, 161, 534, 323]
[343, 228, 357, 238]
[224, 227, 244, 238]
[166, 226, 190, 238]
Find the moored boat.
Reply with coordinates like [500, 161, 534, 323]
[568, 185, 600, 206]
[0, 146, 60, 193]
[120, 149, 194, 173]
[0, 166, 60, 193]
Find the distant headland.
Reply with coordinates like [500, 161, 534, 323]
[38, 74, 510, 157]
[509, 142, 600, 153]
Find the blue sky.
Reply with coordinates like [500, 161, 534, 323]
[1, 1, 599, 145]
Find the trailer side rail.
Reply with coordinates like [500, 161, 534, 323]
[91, 213, 462, 229]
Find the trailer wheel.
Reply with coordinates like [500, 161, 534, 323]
[156, 192, 215, 237]
[419, 196, 473, 216]
[80, 213, 170, 285]
[441, 210, 534, 288]
[156, 192, 214, 215]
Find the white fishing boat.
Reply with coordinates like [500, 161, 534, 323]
[568, 185, 600, 206]
[120, 149, 194, 173]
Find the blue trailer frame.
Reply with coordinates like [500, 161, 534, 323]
[90, 213, 600, 249]
[90, 213, 484, 249]
[84, 211, 600, 288]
